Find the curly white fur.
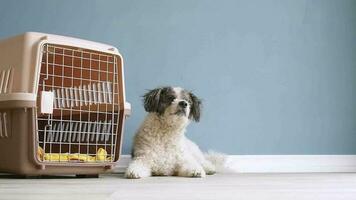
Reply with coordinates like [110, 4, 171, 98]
[125, 87, 223, 179]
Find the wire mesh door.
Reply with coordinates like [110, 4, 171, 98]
[36, 43, 121, 164]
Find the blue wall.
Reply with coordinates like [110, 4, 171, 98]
[0, 0, 355, 154]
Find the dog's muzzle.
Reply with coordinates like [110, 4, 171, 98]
[174, 109, 186, 116]
[173, 101, 188, 116]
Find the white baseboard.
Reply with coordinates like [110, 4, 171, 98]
[114, 155, 356, 173]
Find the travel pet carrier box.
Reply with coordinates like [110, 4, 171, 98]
[0, 32, 131, 176]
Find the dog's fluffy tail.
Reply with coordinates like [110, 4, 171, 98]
[204, 150, 230, 173]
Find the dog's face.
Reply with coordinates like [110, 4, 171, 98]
[143, 86, 202, 122]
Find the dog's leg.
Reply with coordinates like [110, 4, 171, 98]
[185, 138, 216, 175]
[125, 158, 151, 179]
[176, 155, 206, 178]
[200, 160, 216, 175]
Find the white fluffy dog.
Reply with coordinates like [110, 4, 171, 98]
[125, 86, 224, 179]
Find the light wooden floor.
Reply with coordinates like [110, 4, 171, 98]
[1, 173, 356, 200]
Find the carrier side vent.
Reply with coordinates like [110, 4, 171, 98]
[0, 111, 11, 139]
[0, 68, 13, 94]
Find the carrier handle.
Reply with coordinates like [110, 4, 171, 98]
[0, 93, 36, 109]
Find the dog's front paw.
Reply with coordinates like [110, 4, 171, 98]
[125, 160, 151, 179]
[205, 168, 216, 175]
[125, 169, 143, 179]
[203, 162, 216, 175]
[178, 167, 206, 178]
[191, 168, 206, 177]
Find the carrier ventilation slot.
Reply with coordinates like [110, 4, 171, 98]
[0, 68, 13, 94]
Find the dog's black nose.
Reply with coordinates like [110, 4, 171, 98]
[178, 101, 188, 108]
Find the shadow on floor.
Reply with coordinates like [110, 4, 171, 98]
[0, 173, 111, 179]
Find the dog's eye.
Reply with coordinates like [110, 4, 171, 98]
[185, 99, 192, 105]
[168, 96, 175, 102]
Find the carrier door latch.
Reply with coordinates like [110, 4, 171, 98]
[41, 91, 54, 114]
[124, 102, 131, 117]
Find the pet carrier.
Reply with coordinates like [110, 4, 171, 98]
[0, 32, 131, 176]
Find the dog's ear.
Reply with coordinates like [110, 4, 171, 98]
[143, 87, 163, 113]
[189, 92, 202, 122]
